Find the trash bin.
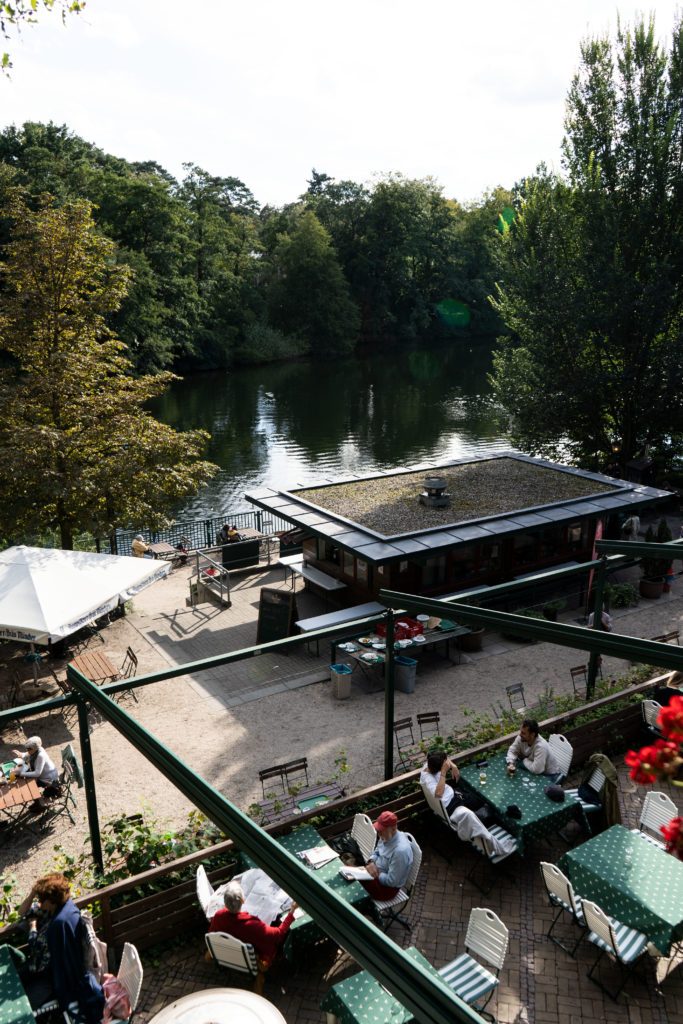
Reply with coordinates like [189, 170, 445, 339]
[394, 655, 417, 694]
[330, 663, 353, 700]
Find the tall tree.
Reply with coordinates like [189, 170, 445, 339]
[490, 16, 683, 470]
[0, 193, 217, 548]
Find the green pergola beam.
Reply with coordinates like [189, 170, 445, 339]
[378, 590, 683, 670]
[65, 666, 481, 1024]
[596, 540, 683, 558]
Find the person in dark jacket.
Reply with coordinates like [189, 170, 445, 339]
[32, 873, 104, 1024]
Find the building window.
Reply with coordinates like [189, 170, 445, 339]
[342, 551, 354, 576]
[356, 559, 368, 583]
[317, 538, 340, 564]
[423, 556, 446, 587]
[567, 523, 584, 549]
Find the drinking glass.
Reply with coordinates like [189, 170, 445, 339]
[479, 771, 487, 785]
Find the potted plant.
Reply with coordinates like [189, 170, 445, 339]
[542, 598, 566, 622]
[459, 624, 485, 652]
[639, 518, 672, 599]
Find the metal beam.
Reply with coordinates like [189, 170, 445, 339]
[377, 590, 683, 670]
[596, 539, 683, 558]
[77, 697, 103, 871]
[384, 610, 395, 781]
[65, 665, 481, 1024]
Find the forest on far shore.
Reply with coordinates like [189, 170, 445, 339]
[0, 122, 512, 374]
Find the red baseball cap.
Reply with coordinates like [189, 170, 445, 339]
[374, 810, 398, 831]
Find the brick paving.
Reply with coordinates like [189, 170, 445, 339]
[132, 761, 683, 1024]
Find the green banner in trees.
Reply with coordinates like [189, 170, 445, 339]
[257, 587, 299, 645]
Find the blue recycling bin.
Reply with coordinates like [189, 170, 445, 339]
[394, 655, 417, 693]
[330, 662, 353, 700]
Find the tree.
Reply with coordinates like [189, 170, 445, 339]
[490, 16, 683, 471]
[1, 0, 84, 71]
[0, 193, 217, 548]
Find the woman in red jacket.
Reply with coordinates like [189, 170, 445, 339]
[208, 881, 298, 966]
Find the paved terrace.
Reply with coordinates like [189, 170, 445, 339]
[132, 761, 683, 1024]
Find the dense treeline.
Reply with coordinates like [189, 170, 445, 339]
[0, 122, 511, 373]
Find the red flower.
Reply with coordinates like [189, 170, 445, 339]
[658, 695, 683, 742]
[661, 816, 683, 859]
[624, 740, 680, 783]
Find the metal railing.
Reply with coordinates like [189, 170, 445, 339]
[190, 551, 231, 607]
[110, 508, 292, 556]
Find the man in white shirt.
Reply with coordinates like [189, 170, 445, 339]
[506, 719, 561, 782]
[419, 752, 488, 819]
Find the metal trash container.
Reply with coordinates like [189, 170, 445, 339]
[330, 663, 353, 700]
[394, 655, 417, 694]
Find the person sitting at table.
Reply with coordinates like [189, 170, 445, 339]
[30, 873, 104, 1024]
[12, 736, 60, 809]
[587, 609, 613, 631]
[227, 524, 241, 543]
[217, 524, 231, 545]
[506, 719, 562, 782]
[420, 751, 491, 820]
[360, 810, 413, 900]
[131, 533, 151, 557]
[208, 880, 298, 967]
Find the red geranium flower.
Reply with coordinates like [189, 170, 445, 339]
[658, 695, 683, 743]
[661, 816, 683, 859]
[624, 740, 680, 783]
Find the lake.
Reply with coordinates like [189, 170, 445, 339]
[151, 341, 510, 520]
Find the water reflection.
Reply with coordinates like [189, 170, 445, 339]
[150, 342, 510, 518]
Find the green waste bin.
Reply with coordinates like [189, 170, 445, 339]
[394, 655, 417, 694]
[330, 662, 353, 700]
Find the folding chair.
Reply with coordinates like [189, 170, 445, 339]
[393, 717, 421, 773]
[641, 699, 663, 737]
[416, 711, 441, 741]
[438, 907, 509, 1020]
[350, 812, 377, 862]
[632, 790, 677, 850]
[505, 683, 527, 714]
[116, 647, 139, 704]
[282, 757, 309, 791]
[371, 833, 422, 932]
[565, 767, 606, 835]
[569, 665, 587, 698]
[205, 931, 266, 995]
[582, 899, 648, 1001]
[115, 942, 144, 1022]
[258, 764, 286, 797]
[40, 760, 78, 830]
[539, 861, 586, 956]
[548, 734, 573, 783]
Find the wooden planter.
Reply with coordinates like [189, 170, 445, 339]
[639, 577, 664, 599]
[459, 626, 484, 652]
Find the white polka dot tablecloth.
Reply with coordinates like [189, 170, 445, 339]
[320, 947, 438, 1024]
[0, 945, 34, 1024]
[560, 824, 683, 954]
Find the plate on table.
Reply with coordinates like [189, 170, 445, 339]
[361, 653, 381, 663]
[413, 635, 426, 643]
[357, 636, 374, 646]
[339, 642, 358, 652]
[372, 642, 386, 650]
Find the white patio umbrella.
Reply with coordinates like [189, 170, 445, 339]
[0, 545, 171, 646]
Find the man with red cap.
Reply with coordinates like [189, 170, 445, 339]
[360, 810, 414, 900]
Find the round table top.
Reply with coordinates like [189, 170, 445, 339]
[148, 988, 287, 1024]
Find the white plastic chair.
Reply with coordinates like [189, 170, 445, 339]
[371, 833, 422, 931]
[116, 942, 144, 1021]
[196, 864, 215, 920]
[582, 899, 648, 1001]
[632, 790, 677, 850]
[350, 812, 377, 862]
[548, 734, 573, 783]
[438, 907, 509, 1016]
[205, 931, 265, 994]
[642, 699, 663, 736]
[539, 861, 586, 956]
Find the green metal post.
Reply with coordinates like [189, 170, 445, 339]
[384, 610, 395, 781]
[77, 697, 103, 873]
[586, 558, 607, 701]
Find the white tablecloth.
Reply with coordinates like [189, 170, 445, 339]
[148, 987, 287, 1024]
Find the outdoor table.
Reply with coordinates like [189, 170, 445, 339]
[147, 987, 286, 1024]
[0, 775, 41, 836]
[148, 541, 179, 561]
[240, 824, 369, 959]
[69, 650, 120, 685]
[458, 753, 585, 854]
[559, 824, 683, 955]
[255, 782, 345, 826]
[320, 946, 439, 1024]
[0, 944, 34, 1024]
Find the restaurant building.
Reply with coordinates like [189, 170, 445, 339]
[246, 453, 671, 604]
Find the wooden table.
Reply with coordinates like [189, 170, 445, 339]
[253, 781, 346, 827]
[240, 825, 369, 960]
[559, 824, 683, 955]
[0, 945, 34, 1024]
[458, 753, 585, 855]
[148, 541, 180, 561]
[320, 946, 439, 1024]
[69, 650, 120, 684]
[148, 987, 286, 1024]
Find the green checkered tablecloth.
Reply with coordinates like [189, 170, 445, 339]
[0, 945, 34, 1024]
[459, 753, 584, 854]
[559, 824, 683, 955]
[240, 825, 370, 959]
[320, 946, 438, 1024]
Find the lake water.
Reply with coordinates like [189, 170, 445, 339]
[152, 341, 510, 520]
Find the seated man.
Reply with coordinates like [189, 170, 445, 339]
[420, 751, 489, 820]
[506, 718, 561, 782]
[360, 810, 413, 901]
[587, 609, 613, 631]
[208, 881, 297, 967]
[131, 534, 150, 557]
[13, 736, 60, 810]
[217, 524, 231, 545]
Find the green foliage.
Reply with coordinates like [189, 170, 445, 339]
[641, 518, 673, 579]
[0, 0, 84, 72]
[491, 15, 683, 472]
[233, 321, 307, 364]
[0, 192, 218, 547]
[603, 581, 639, 608]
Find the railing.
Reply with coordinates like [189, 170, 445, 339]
[110, 508, 293, 557]
[190, 551, 231, 607]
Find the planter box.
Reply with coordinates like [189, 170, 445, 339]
[639, 578, 664, 599]
[459, 627, 484, 652]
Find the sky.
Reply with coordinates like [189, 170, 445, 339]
[1, 0, 681, 207]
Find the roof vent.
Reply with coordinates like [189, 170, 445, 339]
[420, 475, 450, 508]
